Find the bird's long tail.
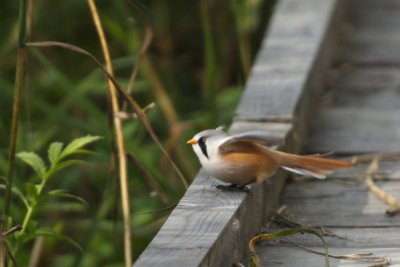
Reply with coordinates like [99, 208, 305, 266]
[273, 151, 353, 179]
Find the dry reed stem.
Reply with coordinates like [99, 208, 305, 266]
[86, 1, 132, 266]
[115, 102, 156, 120]
[27, 237, 44, 267]
[126, 22, 153, 95]
[4, 44, 26, 224]
[386, 206, 400, 216]
[286, 241, 390, 267]
[1, 225, 22, 267]
[141, 57, 179, 126]
[123, 1, 153, 111]
[5, 0, 29, 225]
[365, 158, 400, 214]
[344, 152, 400, 165]
[0, 244, 3, 267]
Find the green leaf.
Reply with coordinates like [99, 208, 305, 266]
[35, 227, 83, 252]
[13, 185, 29, 208]
[0, 184, 29, 208]
[46, 159, 84, 179]
[59, 135, 101, 160]
[25, 182, 39, 203]
[72, 149, 95, 155]
[48, 142, 64, 166]
[17, 151, 47, 179]
[39, 189, 88, 206]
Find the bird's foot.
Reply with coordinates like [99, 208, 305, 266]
[216, 184, 250, 192]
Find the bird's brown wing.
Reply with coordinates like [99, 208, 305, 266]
[219, 131, 284, 152]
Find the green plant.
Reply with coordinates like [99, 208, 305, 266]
[9, 135, 101, 265]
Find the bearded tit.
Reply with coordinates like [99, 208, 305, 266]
[187, 127, 353, 191]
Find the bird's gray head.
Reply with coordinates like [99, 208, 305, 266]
[187, 127, 227, 160]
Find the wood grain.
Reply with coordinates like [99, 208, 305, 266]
[342, 0, 400, 64]
[234, 0, 342, 122]
[304, 108, 400, 154]
[282, 180, 400, 227]
[258, 247, 398, 267]
[256, 0, 400, 266]
[133, 0, 344, 266]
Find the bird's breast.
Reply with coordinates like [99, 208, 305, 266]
[202, 150, 279, 185]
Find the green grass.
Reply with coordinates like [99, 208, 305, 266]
[0, 0, 276, 266]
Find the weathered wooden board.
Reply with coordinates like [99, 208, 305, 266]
[254, 0, 400, 266]
[133, 169, 262, 266]
[328, 67, 400, 109]
[334, 66, 400, 88]
[304, 108, 400, 154]
[347, 0, 400, 31]
[331, 160, 400, 180]
[258, 247, 400, 267]
[235, 0, 343, 122]
[134, 0, 345, 266]
[342, 0, 400, 64]
[345, 37, 400, 65]
[260, 227, 400, 248]
[281, 180, 400, 227]
[133, 121, 291, 267]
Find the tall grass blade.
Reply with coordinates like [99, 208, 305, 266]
[4, 0, 28, 226]
[200, 1, 218, 122]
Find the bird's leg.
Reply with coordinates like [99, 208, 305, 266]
[216, 184, 250, 192]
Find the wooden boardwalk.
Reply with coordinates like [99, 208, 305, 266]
[134, 0, 400, 266]
[258, 0, 400, 266]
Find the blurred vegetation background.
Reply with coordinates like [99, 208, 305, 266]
[0, 0, 276, 266]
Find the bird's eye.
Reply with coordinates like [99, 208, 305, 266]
[201, 137, 207, 142]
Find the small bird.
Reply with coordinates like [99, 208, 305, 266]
[187, 127, 353, 191]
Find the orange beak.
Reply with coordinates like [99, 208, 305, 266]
[187, 138, 197, 145]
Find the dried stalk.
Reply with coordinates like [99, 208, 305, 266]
[365, 158, 400, 215]
[285, 241, 390, 267]
[4, 0, 28, 231]
[125, 1, 153, 103]
[345, 152, 400, 165]
[27, 237, 44, 267]
[86, 1, 132, 266]
[115, 102, 156, 120]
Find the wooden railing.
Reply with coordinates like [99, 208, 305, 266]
[133, 0, 346, 266]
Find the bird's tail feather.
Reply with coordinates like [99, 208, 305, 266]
[274, 151, 353, 179]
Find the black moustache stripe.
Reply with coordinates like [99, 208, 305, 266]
[198, 138, 209, 159]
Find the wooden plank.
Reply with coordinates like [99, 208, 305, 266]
[133, 169, 262, 266]
[335, 67, 400, 88]
[254, 1, 400, 265]
[304, 108, 400, 154]
[133, 123, 289, 267]
[345, 37, 400, 65]
[235, 0, 343, 122]
[342, 0, 400, 64]
[134, 0, 346, 266]
[331, 160, 400, 180]
[257, 247, 400, 267]
[348, 0, 400, 30]
[259, 227, 400, 248]
[281, 180, 400, 227]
